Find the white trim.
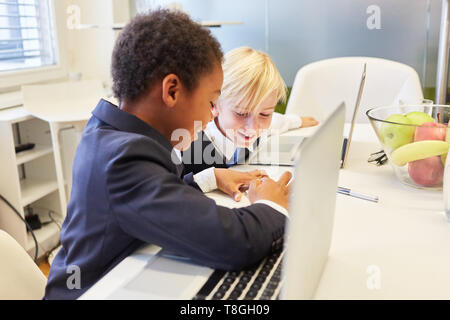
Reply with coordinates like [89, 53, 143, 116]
[0, 90, 22, 109]
[0, 0, 68, 91]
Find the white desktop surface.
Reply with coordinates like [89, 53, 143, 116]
[80, 123, 450, 300]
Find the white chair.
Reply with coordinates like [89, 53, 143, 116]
[285, 57, 424, 123]
[21, 79, 106, 216]
[0, 230, 47, 299]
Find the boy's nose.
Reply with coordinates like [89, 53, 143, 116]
[245, 116, 258, 129]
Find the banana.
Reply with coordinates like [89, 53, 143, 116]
[391, 140, 450, 166]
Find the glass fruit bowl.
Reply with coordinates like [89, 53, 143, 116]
[366, 104, 450, 190]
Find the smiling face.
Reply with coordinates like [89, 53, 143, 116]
[214, 90, 278, 148]
[213, 46, 287, 149]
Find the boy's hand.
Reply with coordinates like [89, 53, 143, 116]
[248, 171, 292, 211]
[301, 116, 319, 128]
[214, 168, 268, 202]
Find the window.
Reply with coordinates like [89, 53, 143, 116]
[0, 0, 57, 73]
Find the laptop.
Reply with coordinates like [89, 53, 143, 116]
[102, 102, 345, 300]
[341, 63, 367, 168]
[247, 134, 305, 166]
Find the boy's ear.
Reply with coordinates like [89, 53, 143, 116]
[161, 74, 181, 108]
[211, 102, 220, 117]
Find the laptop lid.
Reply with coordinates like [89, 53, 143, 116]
[247, 134, 305, 166]
[341, 63, 367, 168]
[280, 102, 345, 299]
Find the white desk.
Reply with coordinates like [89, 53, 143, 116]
[81, 124, 450, 299]
[315, 124, 450, 299]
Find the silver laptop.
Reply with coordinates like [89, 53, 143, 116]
[104, 102, 345, 300]
[247, 134, 304, 166]
[281, 101, 345, 299]
[341, 63, 367, 168]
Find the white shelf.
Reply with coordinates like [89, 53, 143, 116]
[16, 144, 53, 165]
[200, 20, 244, 27]
[26, 222, 60, 258]
[0, 106, 33, 124]
[76, 21, 243, 30]
[20, 178, 59, 207]
[0, 109, 67, 257]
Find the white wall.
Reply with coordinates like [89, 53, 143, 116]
[266, 0, 441, 88]
[129, 0, 442, 90]
[62, 0, 116, 87]
[57, 0, 444, 91]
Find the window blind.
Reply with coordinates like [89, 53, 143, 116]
[0, 0, 57, 73]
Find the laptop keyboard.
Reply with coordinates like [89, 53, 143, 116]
[194, 250, 284, 300]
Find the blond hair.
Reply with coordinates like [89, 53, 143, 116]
[218, 46, 287, 113]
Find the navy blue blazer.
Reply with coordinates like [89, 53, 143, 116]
[181, 131, 233, 175]
[181, 132, 253, 176]
[44, 99, 285, 300]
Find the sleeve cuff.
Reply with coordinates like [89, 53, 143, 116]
[253, 200, 289, 218]
[269, 113, 302, 135]
[193, 167, 218, 193]
[286, 114, 302, 129]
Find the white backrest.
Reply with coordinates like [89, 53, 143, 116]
[0, 230, 47, 300]
[281, 102, 345, 299]
[285, 57, 424, 123]
[22, 79, 104, 122]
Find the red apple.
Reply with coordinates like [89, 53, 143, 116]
[408, 156, 444, 187]
[414, 122, 447, 142]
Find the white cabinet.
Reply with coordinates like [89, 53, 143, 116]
[0, 106, 69, 259]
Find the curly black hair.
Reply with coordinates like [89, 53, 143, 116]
[111, 9, 223, 103]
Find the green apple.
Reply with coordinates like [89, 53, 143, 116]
[380, 114, 415, 150]
[405, 111, 435, 126]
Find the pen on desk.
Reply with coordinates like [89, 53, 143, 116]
[337, 186, 379, 203]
